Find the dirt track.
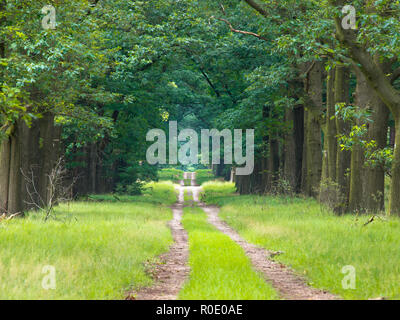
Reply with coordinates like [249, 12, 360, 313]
[133, 181, 338, 300]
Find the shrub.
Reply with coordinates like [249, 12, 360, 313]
[158, 168, 184, 182]
[195, 169, 216, 185]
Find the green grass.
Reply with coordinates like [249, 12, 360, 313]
[195, 169, 216, 186]
[0, 182, 177, 299]
[201, 181, 237, 202]
[179, 206, 278, 300]
[158, 168, 184, 183]
[87, 181, 178, 206]
[202, 182, 400, 300]
[183, 188, 193, 205]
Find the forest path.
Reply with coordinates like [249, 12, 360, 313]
[134, 174, 338, 300]
[189, 186, 339, 300]
[133, 187, 190, 300]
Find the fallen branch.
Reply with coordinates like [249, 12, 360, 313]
[0, 212, 21, 222]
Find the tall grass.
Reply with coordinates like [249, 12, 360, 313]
[0, 182, 176, 299]
[202, 183, 400, 300]
[87, 181, 178, 206]
[195, 169, 216, 186]
[179, 206, 278, 300]
[201, 181, 236, 202]
[158, 168, 184, 182]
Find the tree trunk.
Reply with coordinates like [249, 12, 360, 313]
[326, 68, 337, 181]
[304, 61, 323, 197]
[364, 98, 388, 212]
[334, 66, 351, 213]
[284, 102, 304, 193]
[284, 108, 296, 190]
[320, 68, 338, 206]
[38, 114, 57, 206]
[19, 119, 41, 210]
[0, 137, 11, 212]
[7, 125, 23, 214]
[390, 114, 400, 215]
[348, 69, 367, 212]
[354, 66, 389, 213]
[269, 138, 279, 183]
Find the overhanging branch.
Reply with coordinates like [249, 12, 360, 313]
[212, 16, 268, 42]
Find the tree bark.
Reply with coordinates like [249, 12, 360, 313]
[0, 137, 11, 212]
[7, 125, 23, 214]
[349, 67, 389, 213]
[335, 66, 351, 213]
[348, 69, 367, 212]
[304, 61, 323, 197]
[326, 68, 337, 181]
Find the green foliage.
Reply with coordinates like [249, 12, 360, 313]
[158, 168, 184, 182]
[195, 169, 216, 185]
[336, 104, 393, 175]
[89, 181, 177, 206]
[201, 181, 237, 203]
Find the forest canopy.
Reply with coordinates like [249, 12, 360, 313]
[1, 0, 400, 216]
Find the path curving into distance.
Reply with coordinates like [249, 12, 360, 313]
[135, 173, 338, 300]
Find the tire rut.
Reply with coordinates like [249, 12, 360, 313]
[132, 187, 189, 300]
[189, 186, 339, 301]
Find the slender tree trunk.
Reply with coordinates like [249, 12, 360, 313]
[321, 128, 329, 181]
[0, 137, 11, 212]
[7, 125, 23, 214]
[268, 138, 280, 189]
[334, 66, 351, 213]
[364, 98, 388, 212]
[348, 69, 367, 212]
[294, 105, 304, 193]
[320, 68, 338, 206]
[284, 108, 296, 189]
[0, 1, 8, 212]
[390, 114, 400, 215]
[326, 68, 337, 181]
[284, 80, 304, 193]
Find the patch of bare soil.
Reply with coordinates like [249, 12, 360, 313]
[129, 188, 189, 300]
[195, 191, 338, 300]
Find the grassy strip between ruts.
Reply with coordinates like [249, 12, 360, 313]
[0, 182, 176, 299]
[202, 182, 400, 300]
[178, 206, 278, 300]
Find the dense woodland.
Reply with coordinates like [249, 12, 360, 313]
[1, 0, 400, 215]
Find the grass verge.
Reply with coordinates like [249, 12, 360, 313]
[202, 182, 400, 300]
[0, 182, 176, 299]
